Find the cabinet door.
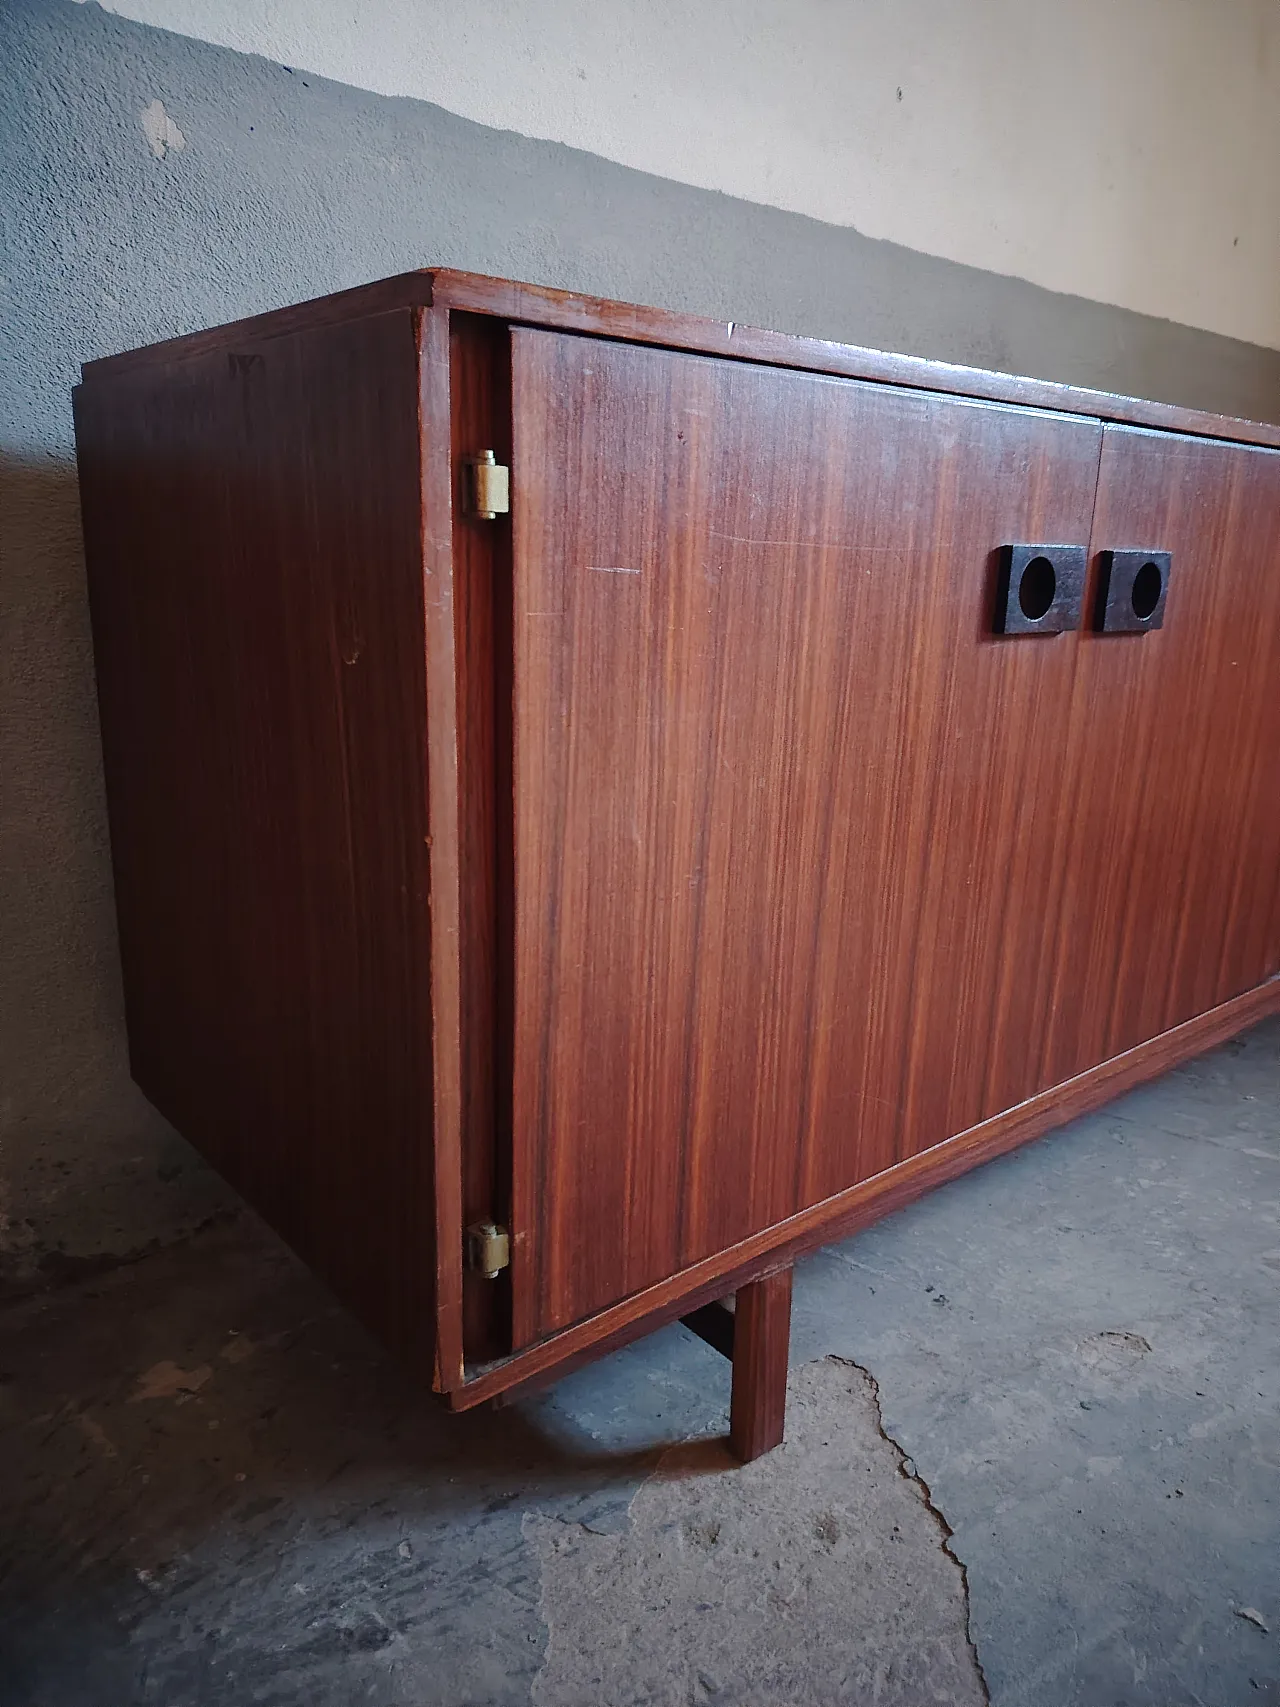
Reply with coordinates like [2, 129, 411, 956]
[1044, 427, 1280, 1082]
[508, 328, 1102, 1343]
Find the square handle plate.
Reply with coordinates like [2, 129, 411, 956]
[994, 545, 1087, 635]
[1094, 550, 1171, 633]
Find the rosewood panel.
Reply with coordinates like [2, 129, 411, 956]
[74, 310, 438, 1370]
[508, 327, 1105, 1342]
[1045, 429, 1280, 1078]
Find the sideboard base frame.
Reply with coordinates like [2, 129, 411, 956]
[455, 972, 1280, 1414]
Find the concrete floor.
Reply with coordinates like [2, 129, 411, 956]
[2, 1018, 1278, 1706]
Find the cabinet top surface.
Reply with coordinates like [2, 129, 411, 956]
[80, 267, 1280, 450]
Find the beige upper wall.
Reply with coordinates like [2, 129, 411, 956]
[68, 0, 1280, 351]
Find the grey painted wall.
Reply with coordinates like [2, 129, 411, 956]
[3, 0, 1280, 1293]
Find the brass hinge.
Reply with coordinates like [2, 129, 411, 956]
[466, 1220, 510, 1279]
[465, 450, 510, 521]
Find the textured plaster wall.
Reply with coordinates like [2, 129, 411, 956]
[3, 0, 1280, 1290]
[73, 0, 1280, 350]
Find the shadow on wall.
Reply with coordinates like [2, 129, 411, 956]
[0, 451, 237, 1298]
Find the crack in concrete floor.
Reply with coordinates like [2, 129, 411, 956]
[853, 1357, 992, 1704]
[526, 1355, 988, 1706]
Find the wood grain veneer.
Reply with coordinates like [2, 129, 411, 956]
[75, 309, 438, 1369]
[1045, 428, 1280, 1080]
[509, 327, 1106, 1341]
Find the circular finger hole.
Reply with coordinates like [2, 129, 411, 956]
[1131, 559, 1163, 620]
[1018, 555, 1057, 621]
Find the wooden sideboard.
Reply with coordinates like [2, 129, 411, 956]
[74, 271, 1280, 1459]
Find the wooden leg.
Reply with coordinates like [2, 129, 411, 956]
[728, 1266, 793, 1462]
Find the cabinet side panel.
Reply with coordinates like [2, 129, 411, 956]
[73, 310, 436, 1368]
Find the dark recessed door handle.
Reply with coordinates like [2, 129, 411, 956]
[1094, 550, 1171, 632]
[994, 545, 1087, 635]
